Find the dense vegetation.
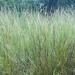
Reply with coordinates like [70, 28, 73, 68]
[0, 0, 75, 75]
[0, 0, 75, 12]
[0, 9, 75, 75]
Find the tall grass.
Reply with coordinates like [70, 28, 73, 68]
[0, 9, 75, 75]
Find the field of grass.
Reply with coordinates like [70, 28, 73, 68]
[0, 9, 75, 75]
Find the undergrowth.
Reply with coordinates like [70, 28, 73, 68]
[0, 10, 75, 75]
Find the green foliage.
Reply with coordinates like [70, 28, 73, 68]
[0, 0, 75, 12]
[0, 9, 75, 75]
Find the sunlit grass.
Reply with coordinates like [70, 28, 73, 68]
[0, 10, 75, 75]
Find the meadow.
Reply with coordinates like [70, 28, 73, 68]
[0, 9, 75, 75]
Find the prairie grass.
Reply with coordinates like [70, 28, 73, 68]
[0, 10, 75, 75]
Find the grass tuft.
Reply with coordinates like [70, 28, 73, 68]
[0, 10, 75, 75]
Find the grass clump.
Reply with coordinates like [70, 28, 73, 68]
[0, 10, 75, 75]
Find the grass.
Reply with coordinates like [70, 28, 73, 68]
[0, 9, 75, 75]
